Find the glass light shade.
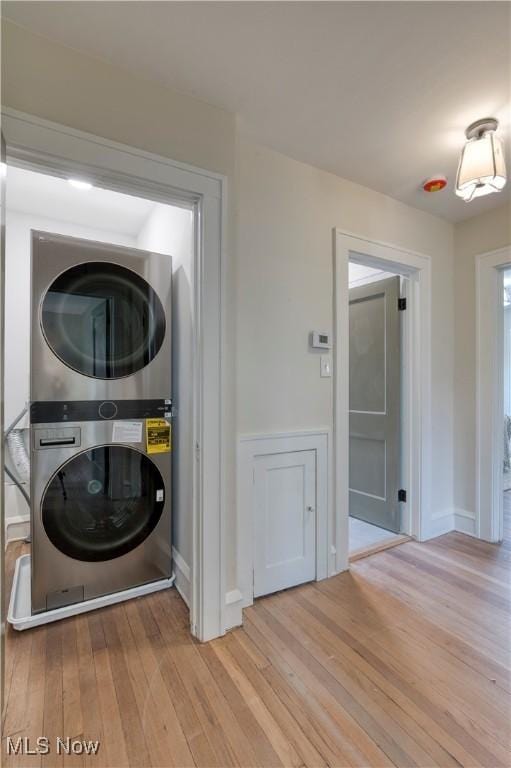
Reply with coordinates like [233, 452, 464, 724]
[456, 131, 507, 201]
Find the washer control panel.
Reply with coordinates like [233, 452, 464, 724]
[98, 401, 118, 420]
[30, 399, 171, 424]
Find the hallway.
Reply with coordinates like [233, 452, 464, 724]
[3, 528, 509, 767]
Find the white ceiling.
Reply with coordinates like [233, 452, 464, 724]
[4, 1, 510, 222]
[6, 166, 156, 236]
[349, 262, 393, 287]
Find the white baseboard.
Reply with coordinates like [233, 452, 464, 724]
[453, 509, 477, 537]
[424, 512, 454, 540]
[422, 508, 477, 540]
[5, 513, 30, 545]
[172, 546, 191, 607]
[224, 588, 243, 631]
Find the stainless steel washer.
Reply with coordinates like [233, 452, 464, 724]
[30, 407, 172, 614]
[29, 231, 173, 615]
[31, 230, 172, 402]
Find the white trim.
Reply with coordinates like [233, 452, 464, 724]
[333, 230, 432, 571]
[172, 546, 191, 607]
[5, 513, 30, 545]
[224, 588, 243, 632]
[2, 108, 227, 641]
[453, 509, 477, 537]
[427, 511, 455, 538]
[237, 429, 331, 609]
[476, 245, 511, 542]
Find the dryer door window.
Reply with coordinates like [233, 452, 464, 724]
[41, 262, 166, 379]
[41, 446, 166, 562]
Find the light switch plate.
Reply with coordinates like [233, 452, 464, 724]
[320, 355, 332, 378]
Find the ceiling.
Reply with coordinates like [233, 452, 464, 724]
[7, 166, 156, 236]
[4, 1, 510, 222]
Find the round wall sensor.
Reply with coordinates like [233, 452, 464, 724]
[423, 175, 447, 193]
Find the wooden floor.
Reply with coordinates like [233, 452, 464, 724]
[2, 508, 510, 768]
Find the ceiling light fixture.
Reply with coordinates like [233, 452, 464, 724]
[68, 178, 93, 191]
[456, 118, 506, 202]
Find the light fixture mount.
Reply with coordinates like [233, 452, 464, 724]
[465, 117, 499, 140]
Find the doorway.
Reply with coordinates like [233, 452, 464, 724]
[475, 246, 511, 543]
[503, 269, 511, 543]
[333, 230, 433, 572]
[3, 166, 194, 610]
[1, 108, 227, 643]
[347, 262, 408, 556]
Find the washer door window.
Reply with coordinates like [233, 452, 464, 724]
[41, 262, 166, 379]
[42, 446, 166, 562]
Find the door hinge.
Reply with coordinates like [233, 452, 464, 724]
[398, 297, 407, 311]
[398, 489, 407, 503]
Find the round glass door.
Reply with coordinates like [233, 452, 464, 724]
[41, 262, 166, 379]
[42, 446, 165, 562]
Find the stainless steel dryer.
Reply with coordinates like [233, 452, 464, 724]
[30, 401, 172, 614]
[31, 231, 172, 402]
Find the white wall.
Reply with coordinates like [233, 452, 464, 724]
[136, 204, 194, 573]
[2, 21, 472, 605]
[236, 139, 455, 544]
[2, 20, 239, 591]
[453, 203, 511, 518]
[4, 208, 135, 524]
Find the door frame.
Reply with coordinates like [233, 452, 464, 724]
[333, 230, 432, 571]
[1, 108, 227, 642]
[476, 245, 511, 542]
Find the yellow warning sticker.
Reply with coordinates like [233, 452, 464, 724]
[146, 418, 171, 454]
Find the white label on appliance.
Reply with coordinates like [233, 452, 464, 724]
[156, 489, 164, 502]
[112, 421, 143, 444]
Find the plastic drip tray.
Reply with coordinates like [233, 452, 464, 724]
[8, 554, 175, 631]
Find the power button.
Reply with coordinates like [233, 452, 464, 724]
[98, 401, 118, 420]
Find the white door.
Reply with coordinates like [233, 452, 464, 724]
[253, 450, 316, 598]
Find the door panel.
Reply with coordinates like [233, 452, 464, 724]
[349, 276, 401, 532]
[254, 450, 316, 598]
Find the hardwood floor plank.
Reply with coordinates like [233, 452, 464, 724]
[246, 605, 396, 768]
[122, 599, 196, 768]
[100, 609, 152, 767]
[199, 640, 284, 768]
[242, 614, 370, 767]
[74, 614, 104, 768]
[89, 612, 129, 768]
[148, 597, 242, 768]
[211, 641, 302, 768]
[226, 631, 329, 768]
[43, 621, 64, 767]
[3, 511, 510, 768]
[111, 603, 184, 768]
[282, 592, 463, 768]
[317, 567, 511, 693]
[265, 594, 445, 768]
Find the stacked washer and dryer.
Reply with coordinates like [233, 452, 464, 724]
[27, 230, 173, 616]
